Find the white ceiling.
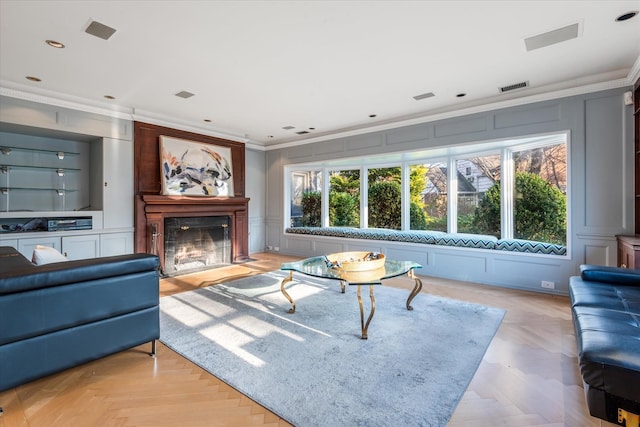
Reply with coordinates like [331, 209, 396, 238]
[1, 1, 639, 148]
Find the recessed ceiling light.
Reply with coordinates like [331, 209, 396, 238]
[308, 127, 315, 130]
[369, 114, 377, 118]
[616, 11, 638, 21]
[104, 95, 115, 100]
[267, 135, 274, 138]
[282, 125, 295, 130]
[46, 39, 65, 48]
[25, 76, 41, 82]
[204, 119, 212, 122]
[456, 93, 466, 98]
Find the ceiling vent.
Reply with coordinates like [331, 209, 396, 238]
[524, 23, 580, 51]
[295, 130, 310, 135]
[413, 92, 435, 101]
[85, 20, 117, 40]
[499, 81, 529, 93]
[282, 125, 295, 130]
[175, 90, 195, 99]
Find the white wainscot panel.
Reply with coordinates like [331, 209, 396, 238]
[385, 247, 428, 267]
[584, 243, 614, 266]
[284, 237, 316, 257]
[428, 251, 488, 282]
[493, 258, 565, 292]
[313, 240, 348, 255]
[343, 242, 384, 254]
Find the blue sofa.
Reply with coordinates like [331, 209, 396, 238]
[569, 265, 640, 426]
[0, 246, 160, 392]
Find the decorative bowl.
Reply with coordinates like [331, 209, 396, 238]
[325, 251, 385, 271]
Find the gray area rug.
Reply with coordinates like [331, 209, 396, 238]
[160, 271, 505, 427]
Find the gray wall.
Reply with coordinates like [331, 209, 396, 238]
[264, 87, 635, 295]
[245, 147, 266, 254]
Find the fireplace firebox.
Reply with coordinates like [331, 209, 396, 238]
[163, 216, 231, 275]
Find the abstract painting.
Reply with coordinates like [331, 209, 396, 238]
[160, 136, 234, 196]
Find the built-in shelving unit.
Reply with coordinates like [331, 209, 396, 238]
[0, 95, 135, 260]
[0, 139, 87, 212]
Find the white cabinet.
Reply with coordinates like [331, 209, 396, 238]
[62, 234, 99, 260]
[91, 138, 133, 229]
[18, 236, 62, 260]
[14, 234, 100, 260]
[100, 232, 133, 257]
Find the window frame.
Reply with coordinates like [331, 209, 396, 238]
[284, 131, 570, 247]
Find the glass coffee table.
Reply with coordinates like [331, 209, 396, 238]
[280, 255, 423, 339]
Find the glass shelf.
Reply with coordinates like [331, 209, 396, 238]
[0, 146, 79, 157]
[1, 165, 80, 174]
[0, 187, 77, 194]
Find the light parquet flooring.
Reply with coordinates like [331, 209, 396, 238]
[0, 253, 617, 427]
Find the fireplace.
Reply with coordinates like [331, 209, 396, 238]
[163, 216, 231, 276]
[140, 194, 250, 276]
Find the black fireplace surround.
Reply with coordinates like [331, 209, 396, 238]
[163, 216, 231, 276]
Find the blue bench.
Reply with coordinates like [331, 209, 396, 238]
[285, 227, 566, 256]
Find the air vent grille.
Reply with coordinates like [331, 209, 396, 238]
[499, 81, 529, 93]
[282, 126, 295, 130]
[85, 20, 117, 40]
[413, 92, 435, 101]
[175, 91, 195, 99]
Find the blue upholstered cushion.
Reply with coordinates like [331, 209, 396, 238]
[496, 238, 567, 255]
[285, 227, 566, 255]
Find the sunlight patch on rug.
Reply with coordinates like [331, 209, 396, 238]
[160, 271, 505, 427]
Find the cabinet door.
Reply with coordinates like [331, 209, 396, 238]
[100, 232, 133, 256]
[102, 138, 134, 229]
[18, 236, 62, 260]
[62, 234, 99, 260]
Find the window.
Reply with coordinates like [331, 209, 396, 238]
[329, 169, 360, 227]
[289, 169, 322, 227]
[456, 154, 501, 235]
[512, 142, 567, 245]
[285, 132, 568, 250]
[368, 167, 402, 230]
[411, 162, 447, 231]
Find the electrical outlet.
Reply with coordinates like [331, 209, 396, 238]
[541, 280, 555, 290]
[274, 246, 280, 252]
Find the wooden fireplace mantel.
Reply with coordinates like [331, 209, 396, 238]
[141, 195, 250, 272]
[133, 121, 250, 273]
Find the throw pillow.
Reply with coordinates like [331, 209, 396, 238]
[32, 245, 68, 265]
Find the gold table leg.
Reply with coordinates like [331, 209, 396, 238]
[280, 271, 296, 313]
[405, 269, 422, 311]
[357, 284, 376, 339]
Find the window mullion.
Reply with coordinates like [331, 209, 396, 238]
[361, 166, 368, 228]
[402, 162, 410, 230]
[501, 149, 513, 239]
[322, 167, 330, 227]
[448, 157, 457, 233]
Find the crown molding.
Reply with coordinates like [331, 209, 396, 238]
[0, 82, 257, 147]
[628, 55, 640, 85]
[131, 109, 250, 145]
[264, 76, 634, 151]
[0, 81, 134, 121]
